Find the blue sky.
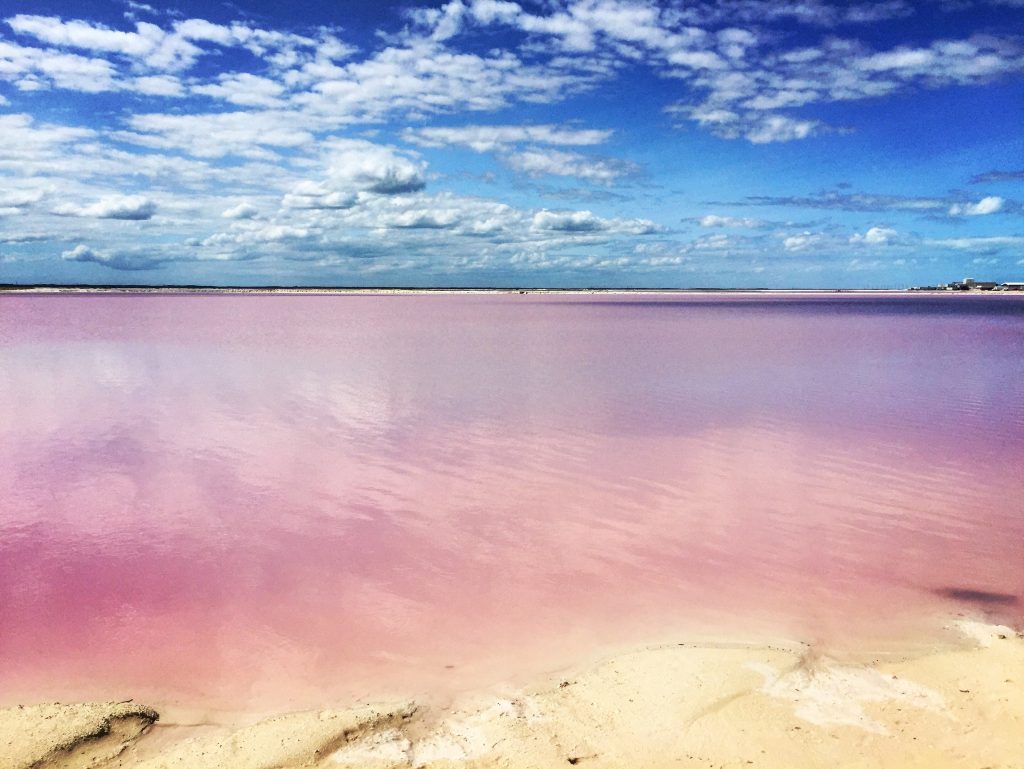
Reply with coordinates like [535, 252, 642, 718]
[0, 0, 1022, 287]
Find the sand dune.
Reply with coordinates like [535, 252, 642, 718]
[3, 620, 1021, 769]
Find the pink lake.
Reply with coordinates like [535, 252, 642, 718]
[1, 293, 1022, 709]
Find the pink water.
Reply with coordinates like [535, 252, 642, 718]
[1, 293, 1022, 709]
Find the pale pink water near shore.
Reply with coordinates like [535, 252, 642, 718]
[1, 293, 1022, 709]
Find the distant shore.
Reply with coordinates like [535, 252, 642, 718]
[3, 617, 1021, 769]
[3, 285, 1021, 295]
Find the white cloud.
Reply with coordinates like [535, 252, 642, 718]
[4, 14, 326, 76]
[948, 196, 1004, 216]
[693, 233, 733, 250]
[322, 139, 427, 194]
[533, 209, 606, 232]
[387, 208, 463, 229]
[469, 0, 522, 25]
[126, 1, 158, 16]
[666, 50, 728, 70]
[190, 184, 664, 273]
[61, 243, 169, 270]
[402, 122, 633, 182]
[201, 222, 312, 249]
[782, 231, 821, 251]
[221, 202, 259, 219]
[744, 114, 819, 143]
[668, 33, 1024, 142]
[926, 236, 1024, 250]
[293, 40, 590, 126]
[62, 243, 100, 261]
[119, 111, 315, 157]
[0, 39, 119, 92]
[173, 18, 235, 46]
[850, 226, 898, 245]
[402, 123, 612, 152]
[53, 194, 157, 220]
[698, 214, 764, 228]
[193, 72, 286, 107]
[0, 188, 45, 208]
[531, 208, 657, 234]
[6, 15, 205, 72]
[131, 74, 184, 96]
[741, 190, 982, 214]
[281, 181, 358, 210]
[504, 148, 637, 181]
[3, 13, 337, 101]
[7, 15, 164, 57]
[857, 48, 935, 72]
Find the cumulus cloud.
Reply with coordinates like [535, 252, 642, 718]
[8, 15, 167, 57]
[193, 72, 286, 107]
[948, 196, 1004, 216]
[386, 209, 463, 229]
[118, 111, 314, 157]
[782, 231, 821, 251]
[199, 220, 318, 253]
[692, 233, 735, 250]
[402, 123, 634, 182]
[744, 114, 820, 143]
[189, 184, 664, 275]
[6, 14, 204, 72]
[454, 0, 1024, 143]
[697, 214, 765, 228]
[738, 189, 1019, 218]
[221, 201, 259, 219]
[925, 235, 1024, 250]
[504, 148, 638, 181]
[5, 14, 323, 76]
[531, 208, 657, 234]
[664, 30, 1024, 142]
[0, 38, 120, 92]
[402, 124, 612, 152]
[61, 243, 168, 269]
[850, 226, 898, 244]
[319, 139, 427, 195]
[131, 74, 184, 96]
[52, 194, 157, 220]
[350, 192, 523, 236]
[0, 188, 45, 208]
[281, 181, 358, 210]
[532, 209, 606, 232]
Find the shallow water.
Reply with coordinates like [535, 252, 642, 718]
[1, 293, 1022, 708]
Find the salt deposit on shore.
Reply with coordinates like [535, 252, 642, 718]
[3, 618, 1021, 769]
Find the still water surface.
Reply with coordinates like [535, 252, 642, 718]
[1, 293, 1022, 707]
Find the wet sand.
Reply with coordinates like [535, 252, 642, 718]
[4, 618, 1021, 769]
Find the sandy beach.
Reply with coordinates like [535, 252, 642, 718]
[4, 617, 1021, 769]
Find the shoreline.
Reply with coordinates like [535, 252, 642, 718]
[3, 285, 1024, 296]
[4, 616, 1021, 769]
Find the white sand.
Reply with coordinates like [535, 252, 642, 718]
[3, 619, 1022, 769]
